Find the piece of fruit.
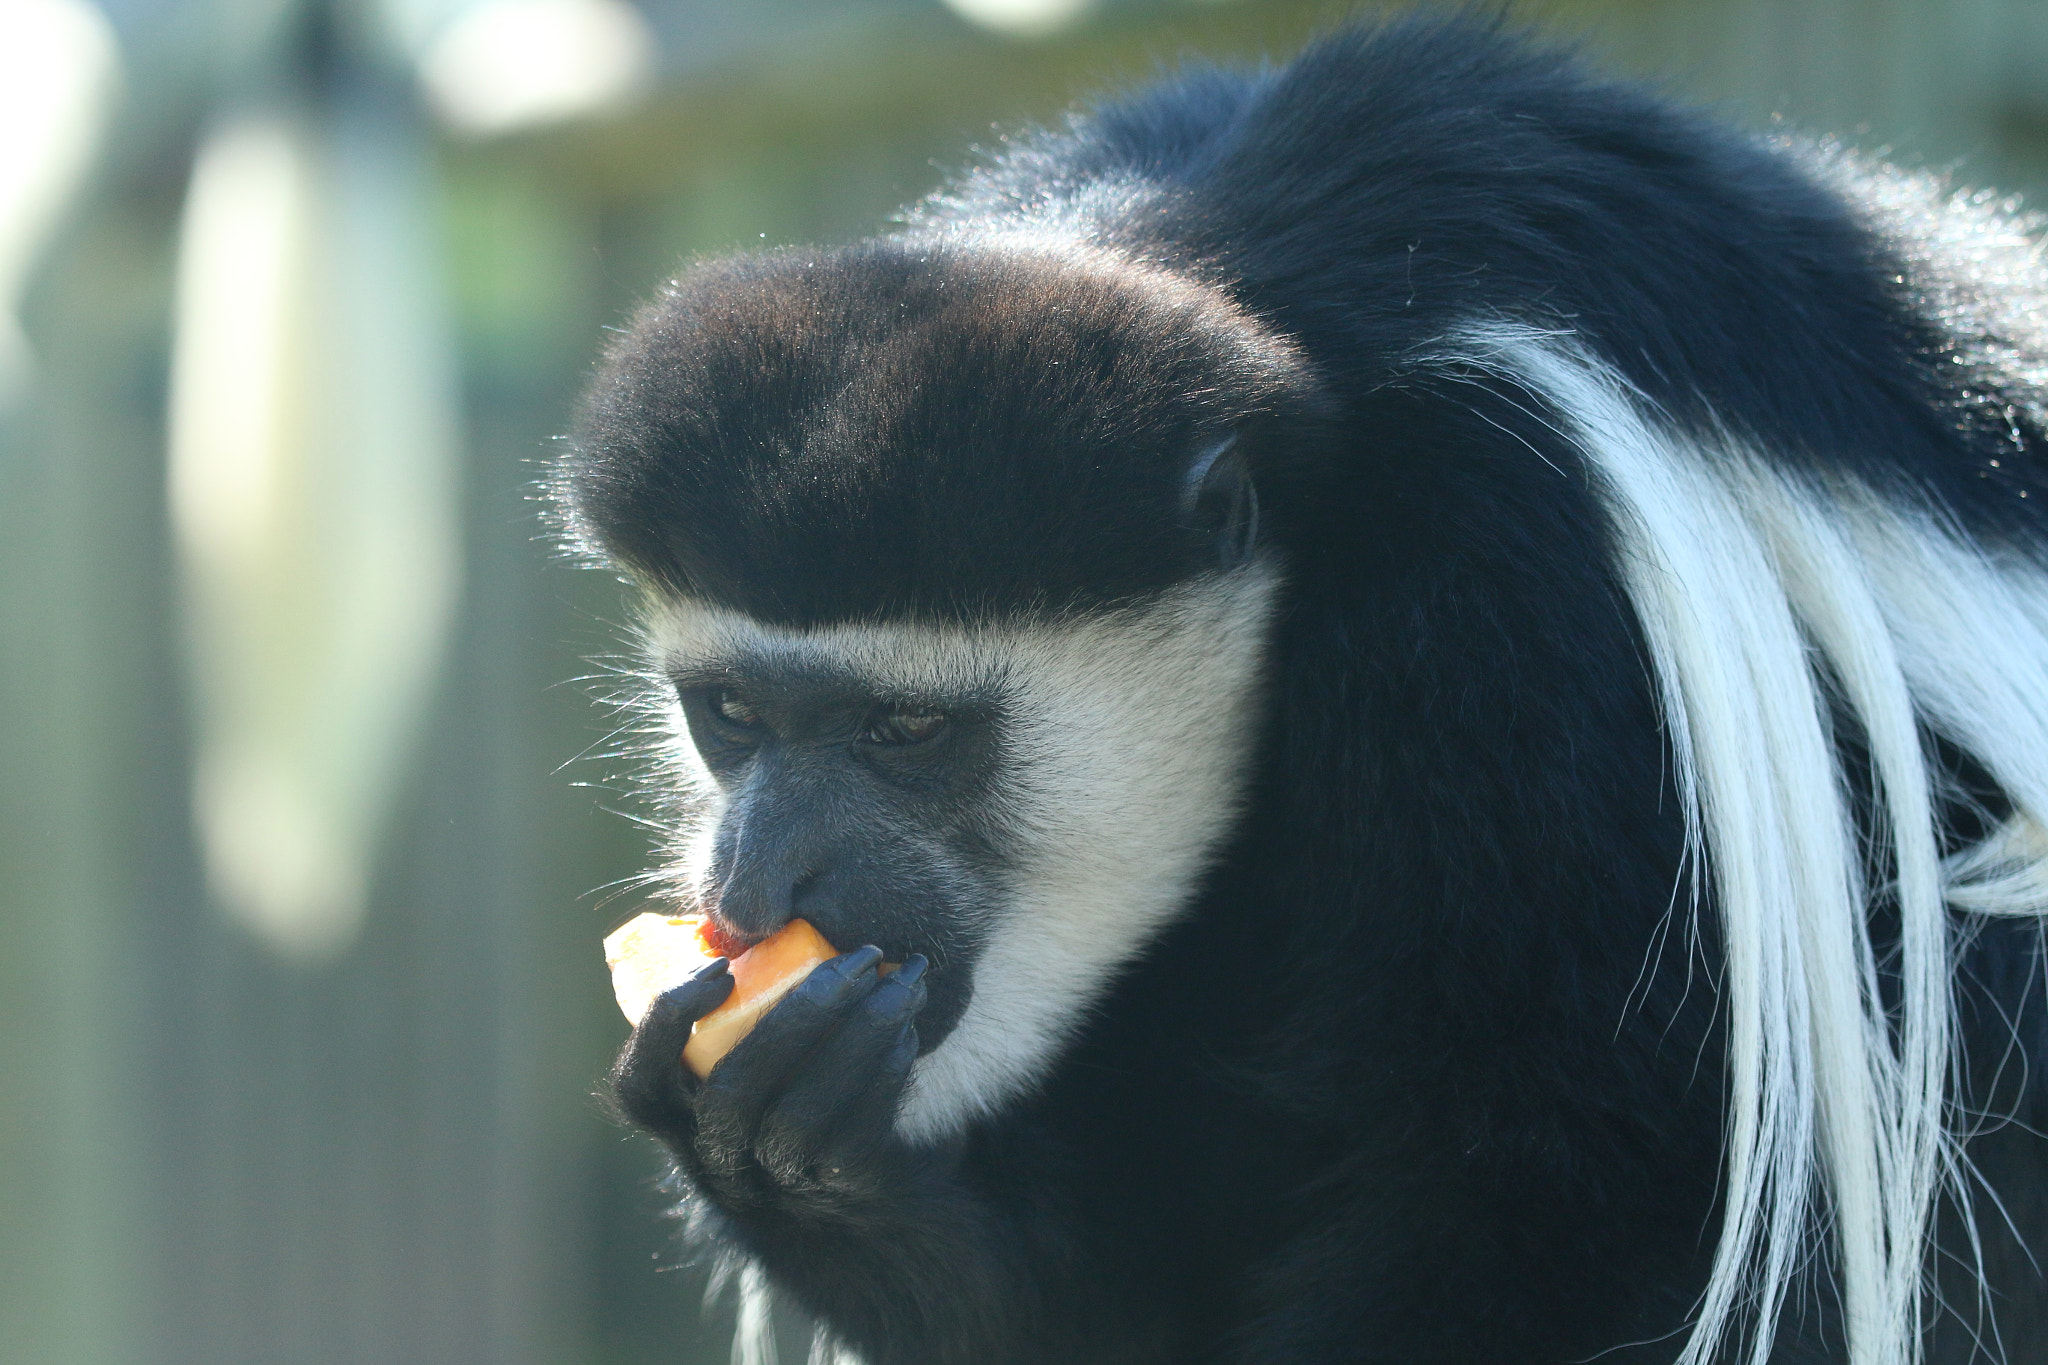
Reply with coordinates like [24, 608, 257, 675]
[681, 917, 841, 1079]
[604, 913, 716, 1026]
[602, 912, 841, 1079]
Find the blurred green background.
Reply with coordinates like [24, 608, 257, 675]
[3, 1, 2046, 1362]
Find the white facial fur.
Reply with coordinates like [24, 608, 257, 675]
[642, 563, 1283, 1139]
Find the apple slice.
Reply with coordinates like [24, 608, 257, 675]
[602, 912, 841, 1079]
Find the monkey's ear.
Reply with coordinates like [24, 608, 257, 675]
[1182, 435, 1260, 571]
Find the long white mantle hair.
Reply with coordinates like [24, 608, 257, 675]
[1449, 324, 2048, 1365]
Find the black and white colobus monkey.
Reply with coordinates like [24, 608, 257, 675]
[559, 16, 2048, 1365]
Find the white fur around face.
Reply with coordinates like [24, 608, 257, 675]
[642, 565, 1284, 1140]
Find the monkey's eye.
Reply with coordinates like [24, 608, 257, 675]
[708, 689, 765, 731]
[864, 709, 948, 746]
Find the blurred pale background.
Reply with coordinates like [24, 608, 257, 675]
[2, 1, 2045, 1362]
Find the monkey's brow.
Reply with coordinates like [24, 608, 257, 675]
[666, 654, 860, 692]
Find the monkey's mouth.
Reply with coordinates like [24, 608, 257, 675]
[792, 915, 978, 1058]
[703, 912, 972, 1058]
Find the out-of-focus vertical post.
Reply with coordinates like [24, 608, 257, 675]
[0, 3, 129, 1362]
[168, 3, 462, 965]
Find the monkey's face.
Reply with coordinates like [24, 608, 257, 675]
[647, 566, 1280, 1135]
[566, 239, 1320, 1133]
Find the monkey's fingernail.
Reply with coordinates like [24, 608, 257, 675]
[843, 944, 885, 974]
[693, 958, 730, 979]
[893, 955, 928, 986]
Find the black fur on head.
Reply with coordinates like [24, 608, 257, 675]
[562, 239, 1325, 624]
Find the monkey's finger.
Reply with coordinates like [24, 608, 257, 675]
[611, 959, 733, 1136]
[694, 946, 885, 1178]
[720, 944, 888, 1093]
[755, 957, 927, 1183]
[772, 955, 925, 1127]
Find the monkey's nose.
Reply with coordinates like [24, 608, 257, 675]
[708, 861, 830, 939]
[705, 877, 792, 939]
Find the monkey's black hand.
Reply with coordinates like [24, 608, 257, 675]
[610, 957, 734, 1147]
[612, 946, 929, 1219]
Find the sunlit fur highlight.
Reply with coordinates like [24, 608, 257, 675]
[1452, 325, 2048, 1365]
[639, 564, 1283, 1139]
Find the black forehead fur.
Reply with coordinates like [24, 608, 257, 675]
[566, 241, 1316, 624]
[563, 12, 2048, 626]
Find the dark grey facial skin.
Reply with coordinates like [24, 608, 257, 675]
[672, 656, 1013, 1054]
